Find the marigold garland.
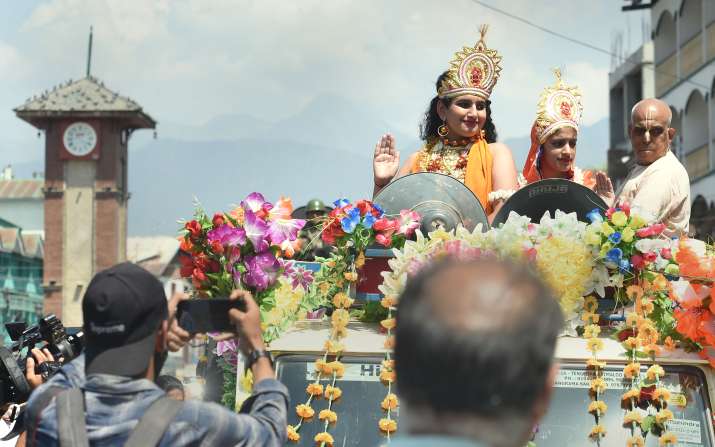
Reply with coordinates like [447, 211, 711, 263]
[378, 292, 399, 439]
[582, 297, 607, 442]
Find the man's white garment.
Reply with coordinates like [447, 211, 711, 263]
[615, 150, 691, 236]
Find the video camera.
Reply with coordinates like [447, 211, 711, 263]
[0, 315, 84, 405]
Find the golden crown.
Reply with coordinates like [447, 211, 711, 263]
[534, 69, 583, 143]
[438, 25, 502, 100]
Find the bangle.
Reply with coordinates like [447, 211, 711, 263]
[488, 189, 516, 204]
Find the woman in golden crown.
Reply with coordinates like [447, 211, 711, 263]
[372, 26, 518, 221]
[520, 70, 596, 189]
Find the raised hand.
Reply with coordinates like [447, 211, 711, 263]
[594, 171, 615, 206]
[373, 134, 400, 187]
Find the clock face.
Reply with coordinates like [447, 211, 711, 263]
[63, 122, 98, 157]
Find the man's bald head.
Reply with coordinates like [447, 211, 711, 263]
[629, 98, 676, 165]
[394, 259, 563, 421]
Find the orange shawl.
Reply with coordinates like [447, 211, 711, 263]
[521, 123, 595, 188]
[411, 138, 494, 214]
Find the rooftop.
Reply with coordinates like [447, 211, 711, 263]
[0, 179, 43, 200]
[127, 236, 180, 277]
[15, 76, 156, 129]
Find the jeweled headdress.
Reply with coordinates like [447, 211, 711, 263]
[534, 68, 583, 143]
[438, 25, 502, 100]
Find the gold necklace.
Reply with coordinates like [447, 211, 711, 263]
[418, 142, 470, 182]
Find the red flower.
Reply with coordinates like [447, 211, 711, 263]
[208, 260, 221, 273]
[192, 268, 207, 283]
[660, 248, 672, 260]
[618, 328, 637, 342]
[210, 240, 224, 255]
[376, 233, 393, 247]
[179, 254, 194, 278]
[620, 202, 631, 216]
[651, 223, 666, 235]
[643, 252, 657, 263]
[639, 385, 655, 404]
[636, 227, 654, 238]
[193, 253, 209, 271]
[185, 220, 202, 240]
[212, 213, 225, 228]
[355, 200, 372, 217]
[631, 254, 645, 270]
[373, 218, 398, 232]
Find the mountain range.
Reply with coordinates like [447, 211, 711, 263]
[9, 94, 609, 235]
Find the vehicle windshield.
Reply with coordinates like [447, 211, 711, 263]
[277, 356, 714, 446]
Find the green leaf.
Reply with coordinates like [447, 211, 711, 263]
[640, 415, 655, 433]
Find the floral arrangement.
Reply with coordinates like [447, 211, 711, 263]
[380, 205, 715, 445]
[179, 193, 312, 408]
[287, 199, 419, 445]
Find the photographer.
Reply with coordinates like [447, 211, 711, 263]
[23, 262, 287, 446]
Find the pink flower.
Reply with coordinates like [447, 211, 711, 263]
[605, 207, 616, 219]
[397, 210, 420, 237]
[636, 227, 654, 238]
[376, 233, 393, 247]
[620, 202, 631, 216]
[660, 248, 672, 260]
[651, 223, 666, 235]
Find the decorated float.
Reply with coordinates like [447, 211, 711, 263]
[179, 177, 715, 447]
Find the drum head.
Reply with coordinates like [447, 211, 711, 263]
[374, 172, 489, 233]
[492, 179, 607, 225]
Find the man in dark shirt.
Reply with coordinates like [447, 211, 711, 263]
[24, 262, 288, 446]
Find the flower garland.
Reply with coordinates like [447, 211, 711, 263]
[287, 199, 419, 445]
[378, 292, 398, 438]
[582, 296, 607, 441]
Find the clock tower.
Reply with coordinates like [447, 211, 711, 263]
[14, 77, 156, 326]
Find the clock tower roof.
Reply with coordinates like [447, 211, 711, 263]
[14, 76, 156, 129]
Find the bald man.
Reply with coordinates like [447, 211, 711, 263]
[392, 259, 563, 447]
[596, 98, 690, 235]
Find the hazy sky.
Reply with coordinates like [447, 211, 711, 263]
[1, 0, 648, 165]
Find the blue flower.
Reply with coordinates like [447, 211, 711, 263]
[333, 198, 351, 208]
[586, 209, 604, 224]
[605, 247, 623, 264]
[618, 258, 631, 273]
[340, 207, 361, 233]
[372, 203, 385, 218]
[608, 232, 622, 244]
[362, 213, 377, 229]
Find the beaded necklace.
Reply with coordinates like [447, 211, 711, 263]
[417, 141, 472, 182]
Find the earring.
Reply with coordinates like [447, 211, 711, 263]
[437, 122, 449, 137]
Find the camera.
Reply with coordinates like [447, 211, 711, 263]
[0, 315, 84, 405]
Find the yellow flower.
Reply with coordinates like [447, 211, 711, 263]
[380, 369, 396, 383]
[327, 361, 345, 378]
[381, 295, 398, 308]
[331, 309, 350, 329]
[318, 282, 330, 295]
[623, 337, 641, 351]
[324, 385, 342, 400]
[626, 285, 644, 301]
[643, 344, 661, 358]
[319, 409, 338, 423]
[584, 227, 602, 246]
[378, 418, 398, 433]
[384, 336, 395, 349]
[355, 251, 366, 269]
[382, 359, 395, 370]
[332, 326, 347, 339]
[623, 410, 643, 425]
[332, 292, 353, 309]
[582, 312, 600, 324]
[590, 378, 606, 393]
[601, 222, 615, 236]
[343, 271, 358, 282]
[647, 365, 665, 381]
[586, 337, 604, 353]
[659, 432, 677, 446]
[626, 313, 640, 327]
[640, 299, 655, 315]
[651, 274, 669, 291]
[324, 340, 344, 354]
[588, 400, 607, 415]
[622, 388, 640, 405]
[664, 336, 677, 351]
[584, 324, 601, 338]
[611, 211, 628, 227]
[380, 318, 396, 330]
[620, 226, 635, 243]
[315, 359, 331, 375]
[589, 424, 606, 438]
[623, 362, 641, 380]
[296, 404, 315, 419]
[629, 214, 647, 229]
[626, 435, 645, 447]
[381, 393, 399, 410]
[586, 357, 606, 369]
[306, 383, 324, 397]
[314, 431, 334, 446]
[239, 369, 254, 393]
[656, 409, 674, 424]
[287, 425, 301, 442]
[653, 387, 671, 403]
[583, 297, 599, 313]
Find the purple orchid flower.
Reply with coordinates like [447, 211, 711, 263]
[267, 217, 306, 245]
[241, 192, 267, 213]
[243, 210, 269, 252]
[291, 267, 314, 290]
[243, 251, 280, 291]
[207, 224, 246, 247]
[215, 338, 237, 356]
[226, 246, 242, 275]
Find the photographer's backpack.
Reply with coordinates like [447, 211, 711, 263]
[56, 388, 183, 447]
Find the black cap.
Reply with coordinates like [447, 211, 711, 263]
[82, 262, 168, 376]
